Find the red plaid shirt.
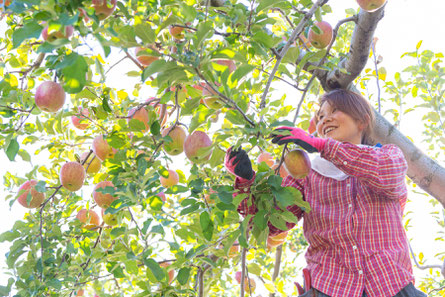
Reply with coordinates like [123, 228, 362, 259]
[235, 138, 414, 297]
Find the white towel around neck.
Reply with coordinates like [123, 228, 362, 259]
[310, 144, 372, 181]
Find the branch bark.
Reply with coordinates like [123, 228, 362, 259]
[306, 5, 445, 206]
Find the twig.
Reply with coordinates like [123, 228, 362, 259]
[272, 8, 294, 28]
[269, 245, 283, 297]
[408, 242, 442, 270]
[246, 0, 256, 33]
[124, 49, 144, 71]
[371, 38, 381, 113]
[15, 106, 35, 132]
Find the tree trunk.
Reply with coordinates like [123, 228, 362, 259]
[308, 5, 445, 205]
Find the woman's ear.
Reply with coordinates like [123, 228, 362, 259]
[358, 114, 370, 132]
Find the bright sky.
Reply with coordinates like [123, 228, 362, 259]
[1, 0, 445, 293]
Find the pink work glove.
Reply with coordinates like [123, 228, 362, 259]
[224, 147, 254, 181]
[271, 126, 326, 153]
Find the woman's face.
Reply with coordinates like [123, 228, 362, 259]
[316, 101, 365, 144]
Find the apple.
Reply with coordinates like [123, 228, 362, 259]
[297, 33, 311, 48]
[160, 169, 179, 188]
[202, 83, 223, 109]
[284, 149, 311, 179]
[272, 162, 288, 178]
[101, 208, 118, 226]
[157, 192, 166, 202]
[76, 289, 84, 296]
[60, 162, 86, 192]
[169, 26, 184, 39]
[356, 0, 386, 12]
[228, 243, 239, 258]
[71, 107, 90, 130]
[183, 130, 213, 163]
[35, 81, 66, 113]
[80, 152, 102, 174]
[92, 0, 117, 20]
[257, 152, 274, 167]
[127, 106, 150, 132]
[308, 21, 333, 49]
[93, 181, 117, 208]
[235, 272, 256, 293]
[161, 125, 187, 155]
[204, 189, 216, 204]
[308, 116, 316, 134]
[235, 271, 243, 284]
[214, 59, 236, 73]
[160, 261, 175, 283]
[134, 47, 159, 67]
[41, 24, 74, 41]
[17, 180, 45, 209]
[76, 209, 100, 229]
[267, 231, 288, 248]
[92, 135, 114, 161]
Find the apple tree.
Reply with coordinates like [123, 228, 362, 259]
[0, 0, 444, 296]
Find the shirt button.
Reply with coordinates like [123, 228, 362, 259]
[348, 204, 353, 208]
[353, 245, 357, 250]
[346, 183, 351, 187]
[359, 270, 363, 275]
[343, 161, 348, 165]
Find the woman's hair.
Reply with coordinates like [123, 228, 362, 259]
[316, 89, 375, 145]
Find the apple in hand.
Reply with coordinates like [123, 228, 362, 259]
[60, 162, 86, 192]
[160, 169, 179, 188]
[284, 149, 311, 179]
[183, 131, 212, 163]
[356, 0, 386, 12]
[161, 125, 187, 155]
[76, 209, 100, 229]
[92, 135, 114, 161]
[42, 24, 74, 41]
[35, 81, 66, 113]
[92, 0, 117, 20]
[93, 181, 117, 208]
[17, 180, 45, 209]
[127, 106, 150, 132]
[71, 107, 90, 130]
[80, 152, 102, 174]
[308, 21, 333, 49]
[134, 47, 159, 67]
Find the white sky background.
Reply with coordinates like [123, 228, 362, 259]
[1, 0, 445, 293]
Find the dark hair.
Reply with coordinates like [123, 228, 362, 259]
[316, 89, 375, 145]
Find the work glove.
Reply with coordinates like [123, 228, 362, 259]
[224, 146, 254, 181]
[271, 126, 326, 153]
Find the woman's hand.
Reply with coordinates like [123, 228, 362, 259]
[224, 146, 254, 180]
[271, 126, 326, 153]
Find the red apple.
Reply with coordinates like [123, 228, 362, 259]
[214, 59, 236, 73]
[80, 152, 102, 174]
[17, 180, 45, 209]
[35, 81, 66, 113]
[92, 0, 117, 20]
[92, 135, 114, 161]
[169, 26, 184, 39]
[284, 149, 311, 179]
[257, 152, 274, 167]
[235, 271, 242, 284]
[134, 47, 159, 67]
[71, 107, 90, 130]
[308, 21, 333, 49]
[127, 106, 150, 132]
[160, 169, 179, 188]
[41, 24, 74, 41]
[356, 0, 386, 12]
[160, 262, 175, 283]
[228, 243, 239, 258]
[76, 209, 100, 229]
[93, 181, 117, 208]
[157, 192, 166, 202]
[183, 130, 212, 163]
[60, 162, 86, 192]
[161, 125, 187, 155]
[76, 289, 84, 296]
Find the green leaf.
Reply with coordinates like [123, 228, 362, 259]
[12, 21, 42, 49]
[144, 258, 166, 282]
[253, 210, 268, 230]
[0, 230, 20, 242]
[180, 203, 200, 215]
[256, 0, 283, 13]
[110, 227, 127, 239]
[17, 149, 31, 162]
[189, 107, 213, 132]
[195, 21, 213, 48]
[200, 212, 214, 241]
[135, 23, 156, 44]
[142, 60, 168, 81]
[252, 31, 276, 48]
[230, 64, 255, 84]
[209, 146, 225, 168]
[60, 53, 88, 94]
[269, 212, 288, 231]
[47, 279, 62, 290]
[5, 137, 19, 161]
[102, 96, 112, 113]
[177, 267, 191, 285]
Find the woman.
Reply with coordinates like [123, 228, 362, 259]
[225, 89, 426, 297]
